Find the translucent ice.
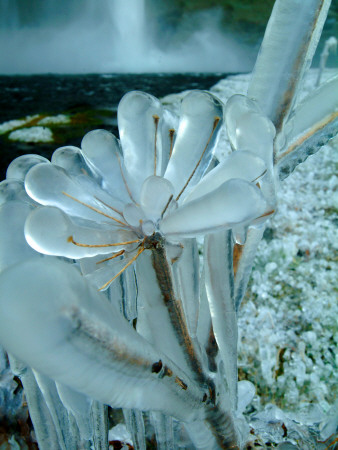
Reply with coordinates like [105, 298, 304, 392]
[160, 178, 268, 237]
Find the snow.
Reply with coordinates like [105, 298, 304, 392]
[0, 115, 40, 135]
[37, 114, 70, 125]
[8, 126, 53, 143]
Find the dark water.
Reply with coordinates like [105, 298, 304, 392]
[0, 73, 228, 123]
[0, 73, 229, 179]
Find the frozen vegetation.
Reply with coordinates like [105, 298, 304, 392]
[0, 0, 337, 449]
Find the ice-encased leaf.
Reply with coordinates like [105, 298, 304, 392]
[6, 154, 50, 181]
[0, 258, 204, 421]
[0, 201, 38, 271]
[204, 230, 237, 408]
[52, 145, 96, 179]
[140, 176, 174, 222]
[81, 130, 131, 203]
[160, 108, 179, 176]
[123, 202, 145, 227]
[25, 206, 136, 258]
[224, 95, 260, 150]
[184, 151, 266, 204]
[118, 91, 164, 200]
[276, 75, 338, 179]
[25, 163, 123, 223]
[160, 179, 268, 237]
[164, 91, 223, 200]
[248, 0, 331, 131]
[224, 95, 276, 161]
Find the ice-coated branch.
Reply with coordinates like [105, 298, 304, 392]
[276, 75, 338, 179]
[248, 0, 332, 133]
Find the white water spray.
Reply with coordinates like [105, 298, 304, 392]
[0, 0, 252, 73]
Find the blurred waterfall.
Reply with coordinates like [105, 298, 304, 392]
[0, 0, 252, 73]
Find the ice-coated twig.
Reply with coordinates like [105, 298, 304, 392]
[248, 0, 332, 133]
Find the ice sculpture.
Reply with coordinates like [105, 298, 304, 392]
[0, 0, 336, 448]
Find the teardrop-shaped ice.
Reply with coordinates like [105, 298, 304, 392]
[25, 163, 122, 223]
[123, 203, 145, 228]
[25, 206, 137, 258]
[164, 91, 223, 200]
[160, 109, 179, 175]
[224, 95, 260, 150]
[52, 145, 96, 179]
[140, 176, 174, 222]
[81, 130, 130, 203]
[142, 220, 155, 236]
[118, 91, 163, 199]
[6, 154, 50, 181]
[183, 151, 266, 204]
[0, 179, 34, 206]
[160, 179, 268, 237]
[235, 111, 276, 160]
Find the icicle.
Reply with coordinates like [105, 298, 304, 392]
[56, 382, 93, 441]
[234, 225, 265, 312]
[91, 401, 109, 450]
[8, 356, 61, 450]
[204, 230, 238, 409]
[150, 411, 174, 450]
[33, 371, 75, 450]
[123, 409, 146, 450]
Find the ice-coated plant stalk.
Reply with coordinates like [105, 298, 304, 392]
[0, 0, 337, 449]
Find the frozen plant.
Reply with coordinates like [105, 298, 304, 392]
[0, 0, 337, 449]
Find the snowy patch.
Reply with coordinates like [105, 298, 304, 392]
[8, 126, 53, 143]
[0, 115, 40, 135]
[38, 114, 70, 125]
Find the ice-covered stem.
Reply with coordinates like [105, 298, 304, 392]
[148, 233, 206, 384]
[148, 233, 239, 448]
[248, 0, 331, 135]
[204, 230, 238, 409]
